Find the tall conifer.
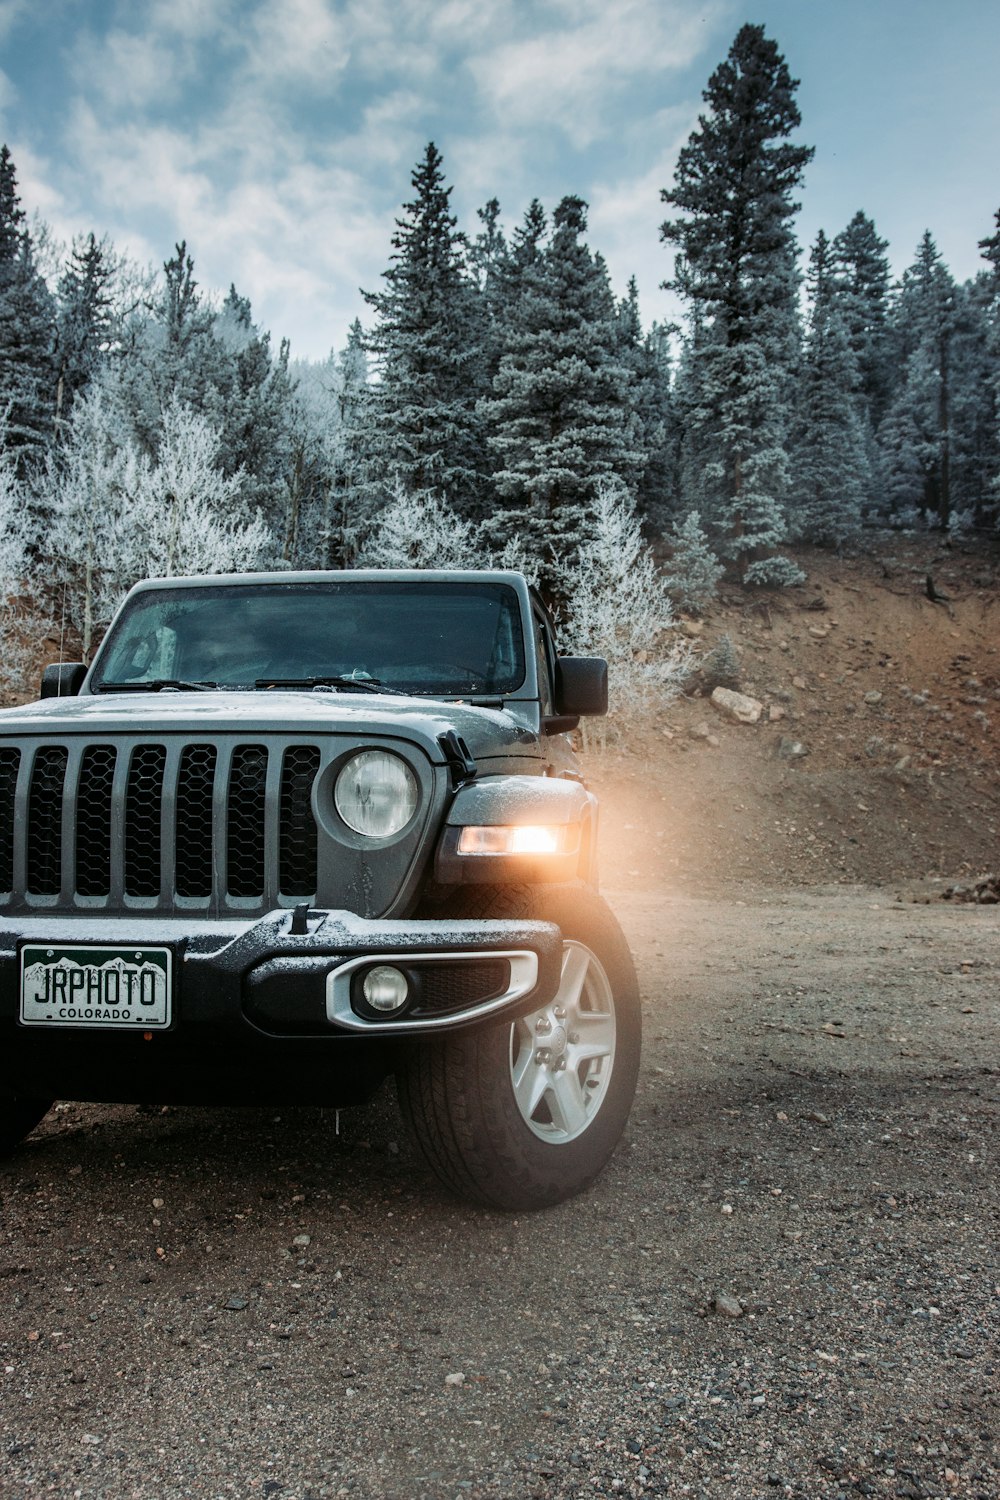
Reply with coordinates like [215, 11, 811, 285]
[661, 25, 811, 582]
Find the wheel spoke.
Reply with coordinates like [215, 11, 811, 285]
[556, 942, 591, 1017]
[546, 1068, 590, 1137]
[512, 1039, 552, 1121]
[569, 1008, 616, 1063]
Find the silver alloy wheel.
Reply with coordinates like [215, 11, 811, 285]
[510, 940, 617, 1143]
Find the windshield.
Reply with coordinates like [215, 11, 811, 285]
[89, 580, 527, 697]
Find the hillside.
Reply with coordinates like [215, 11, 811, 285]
[589, 538, 1000, 893]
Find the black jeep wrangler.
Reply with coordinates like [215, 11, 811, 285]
[0, 570, 640, 1209]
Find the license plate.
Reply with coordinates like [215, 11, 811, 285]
[20, 945, 172, 1029]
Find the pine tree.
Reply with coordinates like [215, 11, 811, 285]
[787, 231, 869, 546]
[615, 279, 672, 518]
[362, 143, 489, 516]
[661, 510, 724, 612]
[977, 208, 1000, 528]
[878, 233, 958, 527]
[830, 212, 893, 427]
[55, 232, 114, 433]
[0, 146, 56, 469]
[482, 195, 642, 580]
[660, 25, 812, 583]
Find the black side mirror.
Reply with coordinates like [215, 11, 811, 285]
[41, 663, 87, 699]
[554, 656, 608, 718]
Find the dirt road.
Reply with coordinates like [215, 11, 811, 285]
[2, 885, 997, 1500]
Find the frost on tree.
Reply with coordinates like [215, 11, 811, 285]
[482, 196, 642, 582]
[362, 143, 490, 518]
[0, 146, 56, 471]
[661, 511, 724, 612]
[39, 390, 268, 658]
[558, 480, 689, 738]
[661, 25, 811, 583]
[787, 231, 868, 547]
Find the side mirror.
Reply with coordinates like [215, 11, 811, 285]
[554, 657, 608, 718]
[41, 663, 87, 699]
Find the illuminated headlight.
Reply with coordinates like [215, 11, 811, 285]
[335, 750, 418, 838]
[457, 825, 579, 856]
[361, 965, 410, 1014]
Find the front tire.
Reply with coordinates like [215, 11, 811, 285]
[397, 887, 640, 1210]
[0, 1097, 53, 1156]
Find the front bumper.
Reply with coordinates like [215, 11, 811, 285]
[0, 909, 562, 1107]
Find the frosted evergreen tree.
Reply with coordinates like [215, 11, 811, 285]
[54, 233, 114, 434]
[0, 146, 56, 469]
[830, 212, 893, 428]
[787, 231, 868, 546]
[482, 195, 642, 581]
[661, 510, 724, 612]
[615, 280, 674, 519]
[976, 209, 1000, 527]
[878, 233, 958, 527]
[660, 25, 811, 584]
[363, 143, 489, 516]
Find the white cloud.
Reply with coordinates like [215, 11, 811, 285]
[467, 0, 725, 146]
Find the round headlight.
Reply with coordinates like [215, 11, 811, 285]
[334, 750, 418, 838]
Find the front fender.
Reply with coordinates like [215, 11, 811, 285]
[435, 775, 598, 885]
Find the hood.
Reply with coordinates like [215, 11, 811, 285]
[0, 690, 541, 767]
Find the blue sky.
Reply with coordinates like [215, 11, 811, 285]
[1, 0, 997, 361]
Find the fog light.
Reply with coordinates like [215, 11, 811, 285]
[361, 965, 410, 1014]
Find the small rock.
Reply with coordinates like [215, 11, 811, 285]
[721, 1203, 734, 1215]
[224, 1296, 248, 1311]
[768, 705, 786, 722]
[689, 721, 711, 740]
[152, 1198, 164, 1209]
[792, 675, 807, 690]
[710, 687, 763, 724]
[777, 737, 809, 759]
[712, 1291, 743, 1318]
[864, 690, 883, 705]
[445, 1371, 466, 1386]
[292, 1234, 311, 1247]
[679, 620, 703, 638]
[808, 625, 829, 640]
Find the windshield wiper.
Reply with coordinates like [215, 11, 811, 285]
[95, 679, 217, 693]
[254, 675, 398, 695]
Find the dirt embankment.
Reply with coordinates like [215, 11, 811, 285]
[590, 539, 1000, 893]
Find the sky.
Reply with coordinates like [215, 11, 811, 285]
[1, 0, 998, 362]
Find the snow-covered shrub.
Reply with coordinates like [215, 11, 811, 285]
[556, 479, 690, 740]
[359, 479, 481, 570]
[661, 510, 724, 612]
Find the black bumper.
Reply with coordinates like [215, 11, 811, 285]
[0, 909, 562, 1107]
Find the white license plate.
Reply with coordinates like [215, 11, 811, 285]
[20, 945, 172, 1029]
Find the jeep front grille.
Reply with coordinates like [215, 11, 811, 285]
[1, 738, 323, 912]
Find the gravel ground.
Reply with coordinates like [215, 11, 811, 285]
[1, 885, 997, 1500]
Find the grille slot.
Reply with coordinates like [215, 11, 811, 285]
[27, 746, 68, 894]
[227, 745, 268, 896]
[0, 746, 19, 892]
[125, 745, 166, 897]
[175, 744, 218, 898]
[279, 747, 320, 896]
[75, 745, 117, 896]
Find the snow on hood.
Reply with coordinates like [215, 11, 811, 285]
[0, 690, 540, 764]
